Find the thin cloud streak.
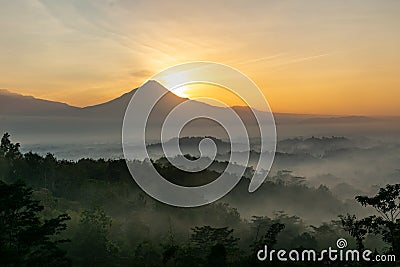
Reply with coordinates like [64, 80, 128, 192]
[236, 53, 287, 66]
[272, 53, 332, 67]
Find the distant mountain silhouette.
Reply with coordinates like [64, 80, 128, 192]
[81, 90, 136, 118]
[0, 81, 213, 119]
[0, 81, 247, 143]
[1, 82, 398, 144]
[0, 84, 382, 123]
[299, 116, 378, 124]
[0, 89, 78, 116]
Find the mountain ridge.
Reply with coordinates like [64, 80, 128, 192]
[0, 84, 389, 120]
[1, 82, 399, 144]
[0, 89, 79, 116]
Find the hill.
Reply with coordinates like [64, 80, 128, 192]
[0, 89, 78, 116]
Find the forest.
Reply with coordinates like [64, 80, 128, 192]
[0, 132, 399, 266]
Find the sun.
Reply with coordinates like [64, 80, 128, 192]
[154, 63, 257, 107]
[170, 85, 190, 98]
[156, 69, 194, 98]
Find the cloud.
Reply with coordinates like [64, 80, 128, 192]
[269, 53, 333, 68]
[130, 69, 153, 78]
[237, 53, 287, 66]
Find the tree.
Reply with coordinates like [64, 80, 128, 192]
[340, 214, 368, 250]
[0, 180, 71, 266]
[290, 232, 318, 250]
[248, 217, 285, 266]
[0, 133, 23, 182]
[161, 221, 179, 266]
[341, 184, 400, 257]
[250, 219, 285, 252]
[0, 133, 22, 161]
[207, 243, 227, 267]
[190, 226, 239, 261]
[69, 208, 120, 266]
[134, 241, 161, 267]
[357, 184, 400, 255]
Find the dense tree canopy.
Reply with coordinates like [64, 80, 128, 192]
[0, 180, 70, 266]
[0, 132, 399, 266]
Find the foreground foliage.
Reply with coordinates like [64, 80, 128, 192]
[0, 181, 70, 266]
[0, 133, 399, 266]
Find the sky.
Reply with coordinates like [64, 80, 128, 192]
[0, 0, 399, 115]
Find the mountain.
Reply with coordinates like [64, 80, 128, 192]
[81, 90, 136, 118]
[0, 89, 78, 116]
[0, 81, 208, 119]
[1, 82, 399, 145]
[0, 84, 332, 122]
[0, 85, 382, 123]
[0, 81, 237, 144]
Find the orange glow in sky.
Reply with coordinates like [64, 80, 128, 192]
[1, 1, 400, 115]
